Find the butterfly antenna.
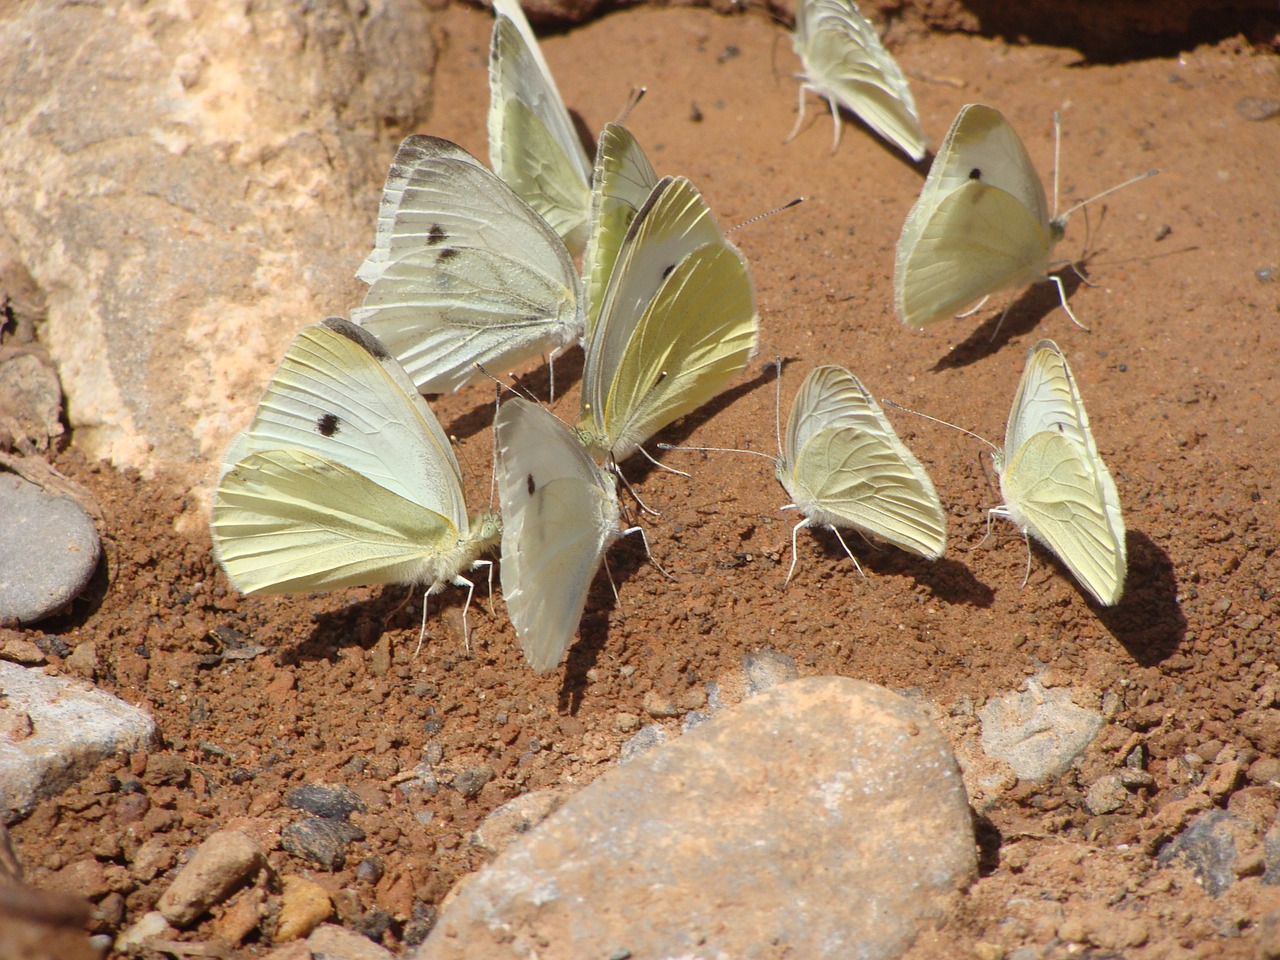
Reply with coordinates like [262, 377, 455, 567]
[988, 302, 1014, 342]
[616, 86, 647, 123]
[773, 356, 785, 458]
[602, 552, 621, 604]
[727, 197, 804, 235]
[614, 463, 661, 516]
[881, 397, 1000, 455]
[1052, 110, 1062, 219]
[1056, 169, 1159, 223]
[488, 386, 501, 508]
[657, 442, 775, 462]
[829, 526, 867, 580]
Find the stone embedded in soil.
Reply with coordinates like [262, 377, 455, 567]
[1157, 808, 1253, 897]
[0, 662, 155, 823]
[282, 816, 366, 870]
[275, 875, 334, 942]
[0, 472, 100, 624]
[616, 723, 667, 763]
[155, 829, 266, 928]
[1085, 774, 1129, 815]
[979, 679, 1103, 782]
[742, 647, 799, 694]
[411, 676, 976, 960]
[305, 923, 397, 960]
[284, 783, 366, 820]
[470, 788, 568, 856]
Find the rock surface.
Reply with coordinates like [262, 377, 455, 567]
[413, 676, 976, 960]
[0, 662, 155, 823]
[979, 679, 1103, 782]
[155, 829, 265, 927]
[0, 0, 436, 478]
[0, 472, 100, 624]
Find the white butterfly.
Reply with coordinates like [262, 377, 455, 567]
[577, 175, 759, 464]
[895, 103, 1073, 329]
[211, 318, 501, 607]
[776, 365, 947, 582]
[582, 121, 659, 341]
[789, 0, 927, 159]
[495, 397, 622, 673]
[991, 339, 1126, 606]
[351, 135, 583, 394]
[489, 0, 593, 258]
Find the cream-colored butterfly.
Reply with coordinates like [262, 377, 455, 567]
[489, 0, 593, 258]
[789, 0, 926, 159]
[352, 135, 582, 394]
[211, 318, 501, 613]
[776, 364, 946, 581]
[582, 121, 658, 340]
[991, 339, 1126, 606]
[577, 175, 759, 465]
[495, 397, 623, 673]
[896, 103, 1155, 331]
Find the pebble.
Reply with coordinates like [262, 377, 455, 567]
[275, 875, 334, 942]
[0, 472, 101, 623]
[1157, 809, 1248, 896]
[284, 783, 366, 820]
[1236, 96, 1280, 122]
[0, 662, 155, 822]
[1085, 774, 1128, 815]
[617, 724, 666, 764]
[114, 910, 176, 953]
[306, 923, 397, 960]
[452, 764, 494, 799]
[470, 789, 567, 856]
[282, 816, 365, 870]
[742, 648, 799, 695]
[412, 677, 975, 960]
[212, 885, 266, 946]
[978, 678, 1103, 781]
[156, 829, 266, 927]
[0, 350, 63, 449]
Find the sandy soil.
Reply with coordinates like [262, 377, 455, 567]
[9, 3, 1280, 957]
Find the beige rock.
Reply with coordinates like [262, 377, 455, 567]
[275, 875, 334, 943]
[469, 788, 568, 856]
[0, 0, 436, 482]
[414, 676, 976, 960]
[307, 923, 397, 960]
[156, 829, 265, 928]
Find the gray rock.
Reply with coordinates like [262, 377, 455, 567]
[616, 723, 666, 764]
[156, 829, 265, 928]
[0, 0, 436, 478]
[452, 765, 494, 799]
[1157, 809, 1241, 896]
[285, 783, 366, 821]
[0, 662, 155, 823]
[742, 647, 799, 695]
[1264, 820, 1280, 885]
[0, 472, 100, 624]
[1085, 774, 1128, 815]
[412, 677, 976, 960]
[306, 923, 397, 960]
[979, 679, 1103, 781]
[282, 816, 365, 870]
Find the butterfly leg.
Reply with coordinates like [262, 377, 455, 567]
[783, 515, 810, 587]
[1019, 532, 1033, 588]
[1050, 273, 1090, 331]
[828, 526, 867, 580]
[615, 465, 661, 516]
[784, 80, 812, 144]
[954, 294, 991, 320]
[826, 96, 843, 154]
[988, 301, 1013, 342]
[622, 523, 675, 581]
[451, 574, 478, 656]
[413, 590, 433, 659]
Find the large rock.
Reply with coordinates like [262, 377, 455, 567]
[414, 676, 976, 960]
[0, 663, 156, 823]
[0, 0, 435, 477]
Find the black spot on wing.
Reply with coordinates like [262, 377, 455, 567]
[438, 247, 461, 262]
[526, 473, 537, 496]
[968, 167, 982, 180]
[427, 224, 447, 245]
[661, 262, 676, 280]
[317, 413, 340, 437]
[323, 317, 393, 361]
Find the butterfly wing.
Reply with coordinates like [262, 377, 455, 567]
[212, 318, 490, 593]
[998, 339, 1126, 605]
[895, 103, 1056, 327]
[583, 122, 659, 340]
[352, 136, 582, 394]
[793, 0, 926, 161]
[488, 1, 592, 258]
[581, 176, 758, 461]
[495, 398, 622, 673]
[781, 365, 946, 558]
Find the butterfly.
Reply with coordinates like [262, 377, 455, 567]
[351, 135, 583, 395]
[582, 121, 659, 340]
[211, 318, 501, 609]
[489, 0, 593, 258]
[776, 365, 946, 582]
[895, 103, 1074, 330]
[789, 0, 926, 159]
[494, 397, 622, 672]
[991, 339, 1126, 606]
[577, 174, 759, 465]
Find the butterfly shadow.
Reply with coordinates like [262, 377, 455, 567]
[1094, 529, 1186, 666]
[440, 346, 586, 444]
[555, 533, 653, 714]
[801, 525, 996, 607]
[928, 268, 1089, 372]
